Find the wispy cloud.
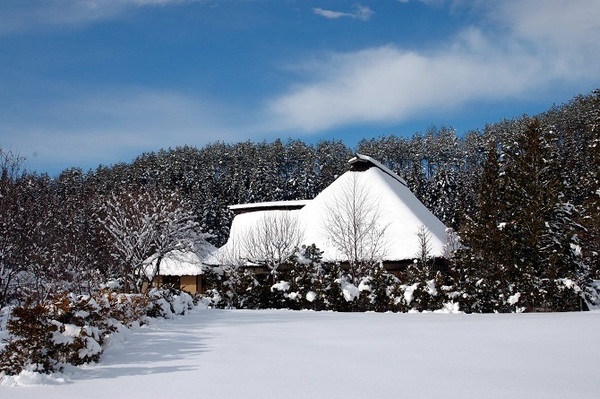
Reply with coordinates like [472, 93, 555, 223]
[1, 86, 256, 172]
[396, 0, 445, 6]
[0, 0, 201, 34]
[313, 4, 373, 21]
[270, 0, 600, 132]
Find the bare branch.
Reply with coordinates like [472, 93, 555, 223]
[321, 173, 389, 275]
[415, 225, 433, 268]
[239, 211, 305, 275]
[99, 189, 211, 292]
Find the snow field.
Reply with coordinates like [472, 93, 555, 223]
[2, 308, 600, 398]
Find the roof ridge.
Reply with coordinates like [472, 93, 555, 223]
[349, 153, 407, 186]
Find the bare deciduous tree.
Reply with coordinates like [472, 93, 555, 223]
[99, 189, 211, 292]
[415, 225, 433, 270]
[0, 149, 27, 306]
[240, 211, 304, 280]
[215, 236, 248, 270]
[322, 173, 389, 279]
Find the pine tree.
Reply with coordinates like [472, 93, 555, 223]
[452, 141, 512, 312]
[501, 119, 586, 311]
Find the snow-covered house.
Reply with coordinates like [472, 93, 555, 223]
[215, 154, 450, 273]
[143, 249, 213, 294]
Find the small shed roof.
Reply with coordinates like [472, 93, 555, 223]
[143, 249, 213, 279]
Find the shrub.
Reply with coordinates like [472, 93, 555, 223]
[0, 294, 106, 375]
[146, 286, 194, 318]
[0, 286, 192, 376]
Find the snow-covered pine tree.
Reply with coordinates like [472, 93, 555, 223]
[452, 141, 515, 312]
[314, 140, 353, 193]
[501, 119, 587, 311]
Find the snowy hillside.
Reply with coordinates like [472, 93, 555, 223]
[3, 308, 600, 398]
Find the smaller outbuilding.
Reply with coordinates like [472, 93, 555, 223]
[143, 249, 214, 294]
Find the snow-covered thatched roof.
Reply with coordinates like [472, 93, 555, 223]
[215, 154, 449, 265]
[143, 248, 215, 279]
[301, 159, 447, 261]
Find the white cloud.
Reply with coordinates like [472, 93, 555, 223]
[474, 0, 600, 82]
[269, 44, 536, 131]
[270, 0, 600, 132]
[313, 8, 348, 19]
[313, 4, 373, 21]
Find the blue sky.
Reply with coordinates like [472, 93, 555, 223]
[1, 0, 599, 175]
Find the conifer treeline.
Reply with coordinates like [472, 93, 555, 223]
[0, 90, 598, 309]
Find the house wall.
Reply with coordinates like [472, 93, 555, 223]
[180, 275, 202, 294]
[151, 275, 204, 294]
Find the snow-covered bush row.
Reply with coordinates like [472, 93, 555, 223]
[202, 245, 591, 313]
[202, 261, 456, 313]
[0, 287, 195, 377]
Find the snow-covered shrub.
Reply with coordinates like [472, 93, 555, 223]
[270, 280, 291, 307]
[399, 263, 450, 312]
[201, 243, 464, 313]
[355, 265, 401, 312]
[585, 281, 600, 310]
[0, 301, 60, 375]
[0, 294, 107, 375]
[202, 245, 328, 310]
[338, 276, 360, 303]
[446, 251, 594, 313]
[319, 263, 352, 312]
[282, 245, 327, 310]
[0, 289, 155, 376]
[529, 278, 585, 312]
[214, 266, 268, 309]
[96, 290, 150, 327]
[198, 267, 229, 308]
[146, 286, 194, 318]
[234, 270, 265, 309]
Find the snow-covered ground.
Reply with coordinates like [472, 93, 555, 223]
[3, 308, 600, 398]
